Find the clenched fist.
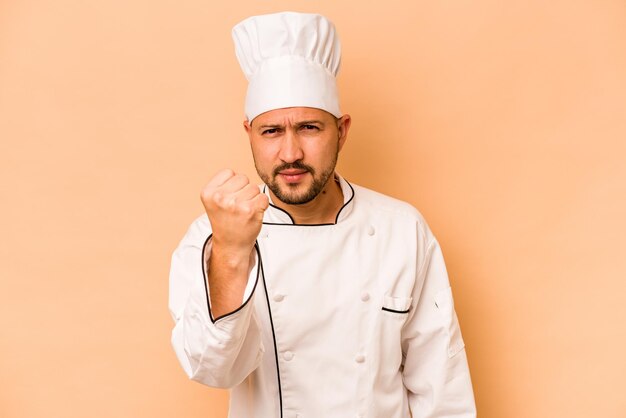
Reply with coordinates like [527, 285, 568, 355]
[201, 169, 269, 254]
[201, 169, 268, 318]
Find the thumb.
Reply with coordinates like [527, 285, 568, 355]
[252, 193, 270, 212]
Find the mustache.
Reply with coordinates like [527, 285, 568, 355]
[273, 161, 315, 176]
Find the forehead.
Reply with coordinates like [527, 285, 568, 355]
[251, 107, 334, 126]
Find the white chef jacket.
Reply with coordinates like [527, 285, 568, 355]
[169, 175, 476, 418]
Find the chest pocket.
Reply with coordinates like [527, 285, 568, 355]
[381, 294, 412, 318]
[374, 294, 413, 377]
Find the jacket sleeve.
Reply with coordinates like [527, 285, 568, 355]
[168, 215, 264, 388]
[401, 236, 477, 417]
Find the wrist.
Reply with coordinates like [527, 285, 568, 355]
[210, 238, 255, 271]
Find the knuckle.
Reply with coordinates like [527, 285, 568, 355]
[212, 191, 224, 204]
[239, 205, 253, 216]
[245, 184, 259, 195]
[226, 197, 238, 209]
[234, 174, 249, 184]
[200, 187, 213, 202]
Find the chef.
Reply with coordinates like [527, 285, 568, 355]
[169, 11, 476, 418]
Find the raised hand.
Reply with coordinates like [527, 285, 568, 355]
[200, 169, 269, 319]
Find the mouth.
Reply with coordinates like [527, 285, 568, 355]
[277, 169, 309, 184]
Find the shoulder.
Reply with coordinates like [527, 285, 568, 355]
[350, 182, 435, 241]
[351, 183, 417, 215]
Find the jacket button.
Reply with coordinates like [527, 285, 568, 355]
[360, 291, 370, 302]
[273, 294, 284, 302]
[283, 351, 294, 361]
[355, 354, 365, 363]
[367, 226, 375, 236]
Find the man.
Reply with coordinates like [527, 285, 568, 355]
[169, 11, 476, 418]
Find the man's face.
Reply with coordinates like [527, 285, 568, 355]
[244, 107, 351, 205]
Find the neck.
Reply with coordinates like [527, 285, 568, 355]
[269, 175, 344, 225]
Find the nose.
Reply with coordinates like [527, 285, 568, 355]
[278, 129, 304, 163]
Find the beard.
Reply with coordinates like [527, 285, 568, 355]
[255, 149, 339, 205]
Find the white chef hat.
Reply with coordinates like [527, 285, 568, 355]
[232, 11, 342, 121]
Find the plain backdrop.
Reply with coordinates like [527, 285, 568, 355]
[1, 0, 625, 417]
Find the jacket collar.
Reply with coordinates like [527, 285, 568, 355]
[262, 173, 355, 225]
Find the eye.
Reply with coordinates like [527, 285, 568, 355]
[262, 128, 279, 135]
[301, 124, 319, 131]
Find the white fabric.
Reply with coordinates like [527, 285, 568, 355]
[169, 175, 476, 417]
[232, 12, 342, 121]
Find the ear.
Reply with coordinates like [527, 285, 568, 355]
[243, 119, 252, 142]
[337, 114, 351, 152]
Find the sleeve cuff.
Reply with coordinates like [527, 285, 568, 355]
[201, 235, 261, 324]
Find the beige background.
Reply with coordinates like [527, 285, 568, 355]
[1, 0, 625, 417]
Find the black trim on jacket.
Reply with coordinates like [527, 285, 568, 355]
[201, 234, 261, 324]
[382, 306, 411, 314]
[200, 234, 284, 416]
[261, 180, 355, 226]
[258, 249, 284, 418]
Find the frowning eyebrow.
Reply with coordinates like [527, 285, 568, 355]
[256, 120, 326, 130]
[296, 120, 325, 127]
[256, 124, 282, 130]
